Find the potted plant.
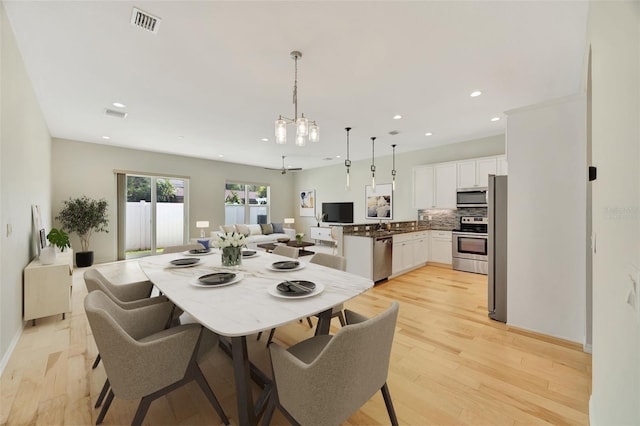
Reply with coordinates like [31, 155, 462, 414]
[47, 228, 71, 252]
[56, 196, 109, 267]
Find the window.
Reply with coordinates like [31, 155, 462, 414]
[225, 182, 269, 225]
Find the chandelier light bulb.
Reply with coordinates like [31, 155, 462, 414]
[295, 134, 306, 147]
[296, 116, 308, 136]
[275, 118, 287, 144]
[346, 170, 350, 190]
[309, 123, 319, 142]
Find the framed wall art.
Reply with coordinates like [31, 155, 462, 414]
[299, 189, 315, 217]
[365, 183, 393, 220]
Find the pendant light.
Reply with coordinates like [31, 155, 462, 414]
[344, 127, 352, 190]
[370, 137, 377, 190]
[274, 51, 319, 146]
[391, 144, 397, 191]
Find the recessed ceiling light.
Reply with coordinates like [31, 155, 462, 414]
[336, 155, 341, 158]
[261, 138, 269, 142]
[425, 132, 433, 136]
[218, 154, 224, 158]
[491, 117, 501, 122]
[393, 115, 402, 120]
[102, 135, 110, 140]
[470, 91, 482, 97]
[112, 102, 126, 108]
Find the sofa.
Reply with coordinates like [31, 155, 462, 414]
[212, 223, 296, 249]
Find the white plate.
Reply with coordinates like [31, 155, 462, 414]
[182, 249, 215, 256]
[168, 258, 201, 268]
[267, 281, 324, 299]
[190, 272, 244, 288]
[267, 262, 305, 272]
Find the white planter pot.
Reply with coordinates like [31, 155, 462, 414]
[39, 246, 57, 265]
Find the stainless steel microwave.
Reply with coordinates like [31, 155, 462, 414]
[456, 188, 488, 208]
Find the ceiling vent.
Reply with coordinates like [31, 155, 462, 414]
[130, 7, 161, 34]
[388, 130, 400, 136]
[105, 108, 128, 119]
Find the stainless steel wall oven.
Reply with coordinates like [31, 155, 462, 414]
[452, 217, 488, 274]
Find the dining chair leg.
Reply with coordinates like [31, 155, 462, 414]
[380, 382, 398, 426]
[131, 395, 153, 426]
[256, 331, 263, 340]
[261, 390, 277, 426]
[265, 328, 276, 346]
[337, 311, 346, 327]
[95, 378, 110, 408]
[92, 353, 101, 369]
[96, 389, 114, 425]
[306, 317, 313, 328]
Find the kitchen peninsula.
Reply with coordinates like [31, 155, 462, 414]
[340, 221, 454, 282]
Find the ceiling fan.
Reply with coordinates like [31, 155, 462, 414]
[264, 155, 302, 175]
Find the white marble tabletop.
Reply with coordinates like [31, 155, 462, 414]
[138, 250, 373, 337]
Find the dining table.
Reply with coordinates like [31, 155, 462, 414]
[138, 248, 373, 426]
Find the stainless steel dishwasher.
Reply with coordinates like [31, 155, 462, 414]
[373, 236, 393, 282]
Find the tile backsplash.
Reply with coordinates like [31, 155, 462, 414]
[418, 207, 487, 230]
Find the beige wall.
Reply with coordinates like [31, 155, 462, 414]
[0, 2, 53, 370]
[589, 1, 640, 424]
[293, 134, 505, 234]
[51, 139, 296, 264]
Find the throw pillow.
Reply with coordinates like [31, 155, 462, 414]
[260, 223, 273, 235]
[272, 222, 284, 233]
[235, 224, 250, 235]
[248, 224, 262, 236]
[220, 225, 236, 233]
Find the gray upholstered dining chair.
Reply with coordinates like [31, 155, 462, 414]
[272, 244, 299, 259]
[84, 268, 178, 408]
[85, 290, 229, 426]
[162, 243, 205, 254]
[264, 301, 400, 426]
[308, 253, 347, 329]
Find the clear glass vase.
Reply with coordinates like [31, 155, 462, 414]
[221, 246, 242, 267]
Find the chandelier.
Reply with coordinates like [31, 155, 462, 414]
[275, 51, 319, 147]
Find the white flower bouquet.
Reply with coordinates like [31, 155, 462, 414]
[212, 231, 247, 248]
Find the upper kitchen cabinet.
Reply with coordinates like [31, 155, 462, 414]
[457, 157, 497, 188]
[412, 163, 456, 209]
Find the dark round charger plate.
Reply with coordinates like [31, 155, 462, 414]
[276, 280, 316, 296]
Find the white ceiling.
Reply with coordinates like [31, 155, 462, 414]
[4, 1, 589, 171]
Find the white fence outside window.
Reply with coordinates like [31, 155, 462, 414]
[126, 201, 184, 251]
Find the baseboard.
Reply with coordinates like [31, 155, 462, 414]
[589, 394, 595, 426]
[0, 323, 25, 377]
[583, 343, 592, 354]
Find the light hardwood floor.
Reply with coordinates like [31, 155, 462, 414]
[0, 264, 591, 425]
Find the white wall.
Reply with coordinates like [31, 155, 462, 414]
[51, 139, 295, 264]
[0, 2, 52, 370]
[589, 1, 640, 424]
[293, 134, 505, 233]
[506, 95, 586, 343]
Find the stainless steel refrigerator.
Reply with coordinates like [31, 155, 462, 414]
[488, 174, 508, 322]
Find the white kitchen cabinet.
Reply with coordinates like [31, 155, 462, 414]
[434, 163, 457, 208]
[391, 231, 429, 276]
[24, 250, 73, 325]
[457, 157, 497, 188]
[429, 230, 452, 265]
[412, 165, 435, 209]
[497, 155, 508, 175]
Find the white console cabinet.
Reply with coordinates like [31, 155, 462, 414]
[24, 250, 73, 325]
[310, 226, 332, 242]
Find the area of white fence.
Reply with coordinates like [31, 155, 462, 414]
[224, 205, 269, 225]
[126, 201, 184, 251]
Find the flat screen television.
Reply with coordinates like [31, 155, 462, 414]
[321, 202, 354, 224]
